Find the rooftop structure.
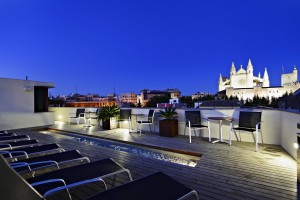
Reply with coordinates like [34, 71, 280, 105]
[0, 77, 298, 199]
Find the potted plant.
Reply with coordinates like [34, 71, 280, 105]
[158, 107, 178, 137]
[97, 106, 120, 130]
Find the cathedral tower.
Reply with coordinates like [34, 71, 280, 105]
[263, 68, 270, 87]
[246, 59, 254, 87]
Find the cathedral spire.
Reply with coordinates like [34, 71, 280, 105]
[219, 73, 223, 83]
[263, 68, 269, 80]
[230, 62, 236, 75]
[263, 68, 270, 87]
[258, 72, 261, 78]
[247, 59, 253, 70]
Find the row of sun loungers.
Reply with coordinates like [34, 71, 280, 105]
[0, 130, 199, 200]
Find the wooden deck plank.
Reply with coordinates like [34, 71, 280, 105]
[13, 125, 297, 200]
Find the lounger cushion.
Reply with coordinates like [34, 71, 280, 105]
[0, 139, 39, 149]
[0, 133, 15, 137]
[86, 172, 193, 200]
[0, 135, 28, 141]
[12, 150, 84, 173]
[2, 143, 60, 158]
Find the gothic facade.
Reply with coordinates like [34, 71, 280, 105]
[218, 59, 299, 100]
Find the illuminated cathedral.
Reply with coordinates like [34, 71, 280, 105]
[218, 59, 299, 100]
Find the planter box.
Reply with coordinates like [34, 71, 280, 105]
[159, 119, 178, 137]
[101, 118, 117, 130]
[102, 119, 111, 130]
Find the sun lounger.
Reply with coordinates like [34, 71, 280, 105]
[0, 155, 44, 200]
[11, 150, 90, 175]
[87, 172, 199, 200]
[0, 135, 30, 143]
[0, 139, 39, 150]
[0, 143, 64, 161]
[26, 158, 132, 198]
[0, 155, 132, 200]
[0, 130, 13, 134]
[0, 132, 17, 137]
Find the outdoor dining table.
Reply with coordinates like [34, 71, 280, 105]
[131, 113, 145, 132]
[208, 116, 233, 144]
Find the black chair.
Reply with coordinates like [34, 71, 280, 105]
[10, 150, 90, 176]
[0, 139, 39, 150]
[184, 111, 211, 143]
[118, 109, 132, 132]
[0, 143, 64, 161]
[86, 172, 199, 200]
[68, 108, 86, 125]
[137, 109, 155, 136]
[230, 111, 262, 151]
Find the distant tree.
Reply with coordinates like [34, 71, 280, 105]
[145, 94, 170, 107]
[180, 96, 194, 107]
[49, 96, 65, 107]
[260, 96, 269, 107]
[136, 99, 142, 108]
[229, 95, 238, 100]
[270, 96, 279, 108]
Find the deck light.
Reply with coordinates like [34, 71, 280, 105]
[293, 142, 299, 149]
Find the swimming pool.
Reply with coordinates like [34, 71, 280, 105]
[40, 130, 198, 167]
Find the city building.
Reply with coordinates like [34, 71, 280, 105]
[191, 92, 211, 100]
[218, 59, 299, 100]
[120, 92, 138, 106]
[139, 88, 181, 107]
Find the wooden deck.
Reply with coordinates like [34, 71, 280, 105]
[16, 123, 297, 200]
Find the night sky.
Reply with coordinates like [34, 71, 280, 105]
[1, 0, 299, 96]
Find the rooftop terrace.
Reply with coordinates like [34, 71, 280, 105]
[17, 121, 297, 200]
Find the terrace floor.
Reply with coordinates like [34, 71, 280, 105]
[18, 122, 297, 200]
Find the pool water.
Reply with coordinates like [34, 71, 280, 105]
[41, 131, 198, 167]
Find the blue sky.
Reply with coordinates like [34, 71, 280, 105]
[0, 0, 299, 96]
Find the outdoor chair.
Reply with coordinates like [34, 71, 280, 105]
[184, 111, 211, 143]
[137, 109, 155, 136]
[10, 150, 90, 176]
[0, 143, 64, 161]
[0, 139, 39, 150]
[118, 109, 132, 132]
[87, 108, 100, 125]
[0, 135, 30, 143]
[0, 155, 132, 200]
[86, 172, 199, 200]
[68, 108, 86, 126]
[230, 111, 263, 152]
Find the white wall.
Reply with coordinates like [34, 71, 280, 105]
[280, 111, 299, 160]
[0, 112, 54, 130]
[0, 77, 55, 130]
[50, 107, 299, 159]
